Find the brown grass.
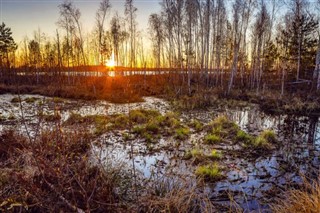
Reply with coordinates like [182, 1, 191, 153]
[271, 177, 320, 213]
[138, 178, 216, 213]
[0, 128, 131, 212]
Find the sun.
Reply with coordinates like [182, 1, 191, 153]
[106, 59, 115, 67]
[105, 51, 116, 68]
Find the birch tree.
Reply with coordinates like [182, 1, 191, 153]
[96, 0, 111, 65]
[125, 0, 137, 70]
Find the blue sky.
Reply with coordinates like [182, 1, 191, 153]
[0, 0, 161, 42]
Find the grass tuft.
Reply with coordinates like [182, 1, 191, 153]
[271, 178, 320, 213]
[204, 134, 221, 144]
[175, 127, 190, 140]
[195, 163, 223, 181]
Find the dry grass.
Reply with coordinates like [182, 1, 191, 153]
[271, 177, 320, 213]
[138, 178, 216, 213]
[0, 128, 131, 212]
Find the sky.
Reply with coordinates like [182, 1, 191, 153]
[0, 0, 162, 43]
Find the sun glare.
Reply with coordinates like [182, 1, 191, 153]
[106, 52, 116, 68]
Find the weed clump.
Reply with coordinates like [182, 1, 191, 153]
[175, 127, 190, 140]
[210, 149, 222, 159]
[64, 113, 85, 125]
[205, 116, 239, 143]
[245, 130, 277, 150]
[129, 109, 148, 124]
[236, 130, 253, 143]
[204, 134, 221, 144]
[189, 119, 203, 132]
[11, 97, 20, 103]
[24, 97, 37, 103]
[111, 114, 130, 129]
[195, 163, 223, 181]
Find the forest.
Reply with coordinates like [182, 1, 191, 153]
[0, 0, 320, 212]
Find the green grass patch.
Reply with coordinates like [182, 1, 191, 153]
[195, 163, 223, 181]
[204, 134, 221, 144]
[11, 97, 20, 103]
[145, 121, 160, 134]
[259, 130, 277, 143]
[24, 97, 38, 103]
[129, 109, 148, 124]
[236, 130, 253, 143]
[189, 119, 203, 132]
[111, 114, 130, 129]
[175, 127, 190, 140]
[65, 113, 85, 125]
[210, 149, 222, 159]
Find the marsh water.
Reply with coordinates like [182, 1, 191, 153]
[0, 94, 319, 212]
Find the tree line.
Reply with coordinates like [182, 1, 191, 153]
[0, 0, 320, 94]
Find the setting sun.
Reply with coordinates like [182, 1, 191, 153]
[106, 52, 116, 67]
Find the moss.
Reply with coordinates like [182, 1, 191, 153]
[204, 134, 221, 144]
[195, 163, 223, 181]
[210, 149, 222, 160]
[175, 127, 190, 140]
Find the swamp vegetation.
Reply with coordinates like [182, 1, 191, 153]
[0, 94, 319, 212]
